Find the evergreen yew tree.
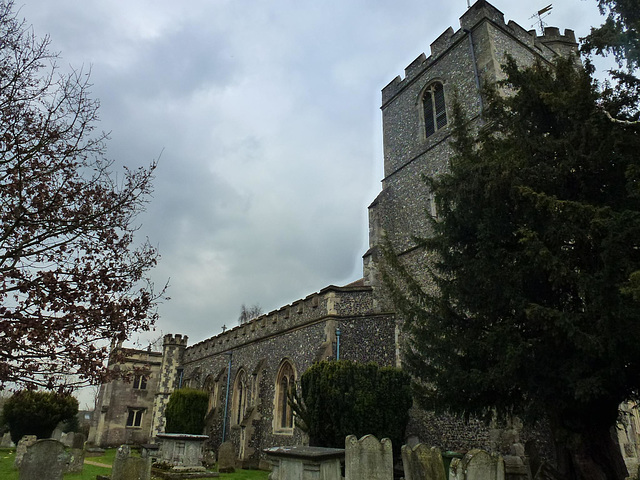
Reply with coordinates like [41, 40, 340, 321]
[165, 388, 208, 435]
[1, 390, 78, 443]
[386, 55, 640, 480]
[295, 360, 411, 453]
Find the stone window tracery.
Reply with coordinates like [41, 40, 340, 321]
[274, 360, 295, 433]
[232, 369, 248, 426]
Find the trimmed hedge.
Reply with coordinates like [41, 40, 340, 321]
[1, 390, 78, 443]
[299, 360, 412, 450]
[165, 388, 208, 434]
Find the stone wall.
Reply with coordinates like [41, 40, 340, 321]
[176, 284, 397, 464]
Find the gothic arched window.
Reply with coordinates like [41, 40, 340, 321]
[274, 360, 295, 433]
[423, 81, 447, 138]
[232, 369, 248, 426]
[203, 375, 217, 414]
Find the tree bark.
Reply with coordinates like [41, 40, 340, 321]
[554, 426, 628, 480]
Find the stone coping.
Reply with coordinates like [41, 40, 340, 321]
[264, 445, 345, 461]
[157, 433, 209, 440]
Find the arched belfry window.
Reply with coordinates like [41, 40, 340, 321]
[274, 360, 296, 433]
[423, 81, 447, 138]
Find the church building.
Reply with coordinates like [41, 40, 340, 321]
[90, 0, 635, 470]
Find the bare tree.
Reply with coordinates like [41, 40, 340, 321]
[238, 303, 263, 325]
[0, 0, 163, 390]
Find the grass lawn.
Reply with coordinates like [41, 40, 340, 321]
[0, 448, 269, 480]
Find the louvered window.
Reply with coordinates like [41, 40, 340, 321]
[423, 82, 447, 138]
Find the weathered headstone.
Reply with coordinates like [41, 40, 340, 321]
[451, 449, 505, 480]
[18, 439, 67, 480]
[345, 434, 393, 480]
[59, 432, 71, 447]
[0, 432, 14, 448]
[402, 444, 447, 480]
[14, 435, 37, 468]
[218, 441, 236, 473]
[111, 444, 151, 480]
[51, 427, 63, 441]
[63, 432, 86, 474]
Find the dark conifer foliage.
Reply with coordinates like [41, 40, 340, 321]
[385, 55, 640, 480]
[165, 388, 208, 435]
[1, 390, 78, 443]
[582, 0, 640, 71]
[292, 360, 412, 454]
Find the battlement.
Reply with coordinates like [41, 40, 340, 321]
[381, 0, 577, 105]
[182, 284, 375, 363]
[163, 333, 189, 347]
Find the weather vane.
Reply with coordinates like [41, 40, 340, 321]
[531, 4, 553, 35]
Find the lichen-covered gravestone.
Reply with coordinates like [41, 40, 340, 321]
[451, 449, 505, 480]
[18, 439, 67, 480]
[0, 432, 14, 448]
[14, 435, 37, 468]
[111, 444, 151, 480]
[345, 434, 393, 480]
[218, 441, 236, 473]
[65, 432, 86, 474]
[402, 444, 447, 480]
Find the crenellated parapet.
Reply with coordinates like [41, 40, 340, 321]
[183, 284, 375, 364]
[162, 333, 188, 347]
[381, 0, 577, 105]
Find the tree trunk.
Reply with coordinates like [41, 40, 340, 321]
[553, 425, 628, 480]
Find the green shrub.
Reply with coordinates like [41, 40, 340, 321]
[165, 388, 208, 434]
[1, 390, 78, 443]
[297, 360, 412, 451]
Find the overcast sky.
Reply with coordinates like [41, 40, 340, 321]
[15, 0, 608, 349]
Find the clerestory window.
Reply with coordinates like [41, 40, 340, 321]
[423, 81, 447, 138]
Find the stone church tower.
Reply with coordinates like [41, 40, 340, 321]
[364, 0, 577, 304]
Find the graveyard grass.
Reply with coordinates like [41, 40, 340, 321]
[0, 448, 269, 480]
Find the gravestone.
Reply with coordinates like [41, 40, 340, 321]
[402, 444, 447, 480]
[451, 449, 505, 480]
[14, 435, 37, 468]
[345, 434, 393, 480]
[111, 444, 151, 480]
[59, 432, 71, 447]
[65, 433, 86, 474]
[18, 439, 67, 480]
[0, 432, 14, 447]
[217, 441, 236, 473]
